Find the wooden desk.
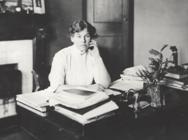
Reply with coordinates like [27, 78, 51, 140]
[17, 102, 132, 140]
[17, 93, 178, 140]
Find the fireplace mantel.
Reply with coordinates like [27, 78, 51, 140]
[0, 40, 33, 93]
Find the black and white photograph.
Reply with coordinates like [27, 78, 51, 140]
[1, 0, 188, 140]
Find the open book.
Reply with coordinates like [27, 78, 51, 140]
[50, 89, 109, 109]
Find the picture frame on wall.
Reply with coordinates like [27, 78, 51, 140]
[33, 0, 45, 14]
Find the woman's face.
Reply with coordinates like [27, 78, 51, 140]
[71, 28, 91, 53]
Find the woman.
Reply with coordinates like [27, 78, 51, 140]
[48, 20, 111, 92]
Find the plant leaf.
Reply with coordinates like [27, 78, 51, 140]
[160, 44, 168, 52]
[149, 49, 161, 56]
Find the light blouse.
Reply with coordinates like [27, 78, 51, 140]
[48, 45, 111, 91]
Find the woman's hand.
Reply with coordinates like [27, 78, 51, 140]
[88, 40, 100, 58]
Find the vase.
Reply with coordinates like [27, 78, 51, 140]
[146, 82, 162, 108]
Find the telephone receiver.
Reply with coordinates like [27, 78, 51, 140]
[87, 39, 95, 51]
[88, 46, 94, 50]
[85, 46, 94, 53]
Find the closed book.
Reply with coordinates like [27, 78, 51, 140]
[16, 90, 53, 112]
[54, 100, 119, 125]
[17, 101, 47, 117]
[57, 99, 111, 115]
[161, 78, 184, 87]
[165, 72, 188, 79]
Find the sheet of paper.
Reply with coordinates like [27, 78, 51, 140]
[110, 79, 144, 92]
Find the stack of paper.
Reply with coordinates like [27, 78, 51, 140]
[109, 65, 146, 92]
[122, 65, 146, 76]
[120, 74, 143, 81]
[110, 79, 144, 92]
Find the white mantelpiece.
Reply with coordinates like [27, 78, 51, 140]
[0, 40, 33, 93]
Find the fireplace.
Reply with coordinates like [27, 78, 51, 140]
[0, 40, 34, 94]
[0, 65, 21, 118]
[0, 40, 34, 118]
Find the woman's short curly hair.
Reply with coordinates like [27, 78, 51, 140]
[69, 20, 98, 39]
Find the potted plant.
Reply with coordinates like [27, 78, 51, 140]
[137, 44, 171, 108]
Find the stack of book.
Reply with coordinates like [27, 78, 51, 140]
[50, 88, 118, 125]
[165, 72, 188, 79]
[16, 87, 119, 125]
[161, 66, 188, 90]
[160, 77, 188, 90]
[55, 100, 118, 125]
[161, 74, 188, 90]
[165, 66, 188, 80]
[16, 90, 53, 117]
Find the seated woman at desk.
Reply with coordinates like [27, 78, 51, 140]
[48, 20, 111, 93]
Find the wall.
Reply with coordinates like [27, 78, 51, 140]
[0, 40, 33, 93]
[134, 0, 188, 66]
[45, 0, 83, 65]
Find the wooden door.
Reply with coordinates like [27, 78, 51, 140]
[87, 0, 133, 80]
